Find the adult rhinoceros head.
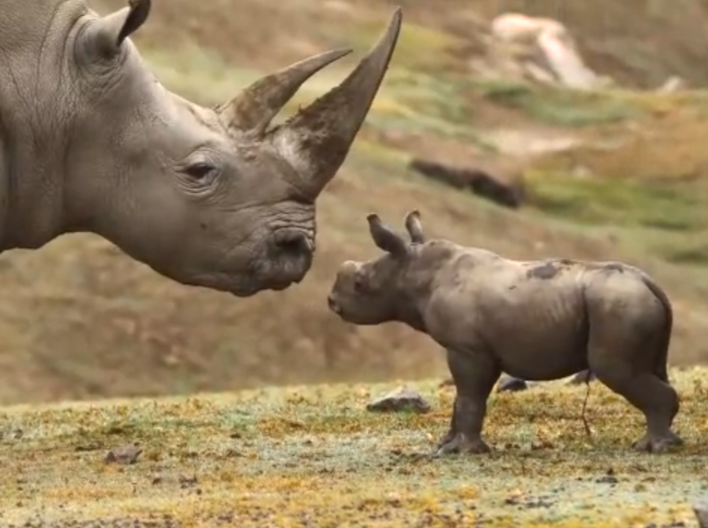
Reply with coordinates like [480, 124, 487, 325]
[65, 0, 401, 297]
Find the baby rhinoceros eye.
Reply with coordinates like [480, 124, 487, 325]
[354, 275, 366, 293]
[184, 162, 216, 182]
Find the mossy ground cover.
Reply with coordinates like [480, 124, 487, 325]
[2, 368, 708, 527]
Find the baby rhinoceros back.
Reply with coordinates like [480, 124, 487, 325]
[328, 210, 682, 457]
[469, 259, 672, 386]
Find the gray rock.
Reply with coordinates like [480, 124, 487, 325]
[366, 386, 431, 414]
[104, 443, 142, 465]
[409, 158, 525, 209]
[496, 375, 529, 393]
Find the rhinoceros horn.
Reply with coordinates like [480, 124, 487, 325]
[216, 48, 353, 136]
[272, 8, 403, 198]
[84, 0, 152, 57]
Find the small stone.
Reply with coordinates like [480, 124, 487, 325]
[409, 158, 525, 209]
[104, 443, 142, 465]
[366, 386, 431, 414]
[693, 500, 708, 528]
[504, 488, 524, 505]
[497, 375, 529, 393]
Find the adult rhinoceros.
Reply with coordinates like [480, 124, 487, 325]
[0, 0, 401, 297]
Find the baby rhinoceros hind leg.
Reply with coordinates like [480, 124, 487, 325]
[435, 348, 501, 456]
[586, 271, 682, 453]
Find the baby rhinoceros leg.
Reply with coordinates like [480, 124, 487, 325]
[586, 274, 682, 453]
[435, 348, 501, 456]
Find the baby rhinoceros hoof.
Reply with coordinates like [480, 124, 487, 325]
[632, 431, 684, 453]
[435, 433, 491, 456]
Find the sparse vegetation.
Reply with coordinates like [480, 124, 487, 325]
[475, 81, 646, 127]
[3, 368, 708, 526]
[526, 171, 703, 231]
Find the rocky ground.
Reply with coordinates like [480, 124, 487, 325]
[2, 368, 708, 527]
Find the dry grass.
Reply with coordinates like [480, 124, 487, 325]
[3, 367, 708, 527]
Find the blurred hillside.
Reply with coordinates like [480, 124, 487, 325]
[2, 0, 708, 404]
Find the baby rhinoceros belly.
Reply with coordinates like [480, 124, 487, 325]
[481, 267, 590, 381]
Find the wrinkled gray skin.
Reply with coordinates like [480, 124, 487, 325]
[328, 210, 683, 455]
[0, 0, 402, 297]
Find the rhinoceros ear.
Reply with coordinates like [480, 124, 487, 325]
[404, 210, 425, 244]
[367, 213, 408, 258]
[82, 0, 151, 59]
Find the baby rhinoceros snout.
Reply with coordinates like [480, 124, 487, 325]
[327, 293, 342, 315]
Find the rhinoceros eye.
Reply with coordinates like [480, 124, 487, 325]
[184, 162, 216, 182]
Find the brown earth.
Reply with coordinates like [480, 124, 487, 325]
[3, 0, 708, 404]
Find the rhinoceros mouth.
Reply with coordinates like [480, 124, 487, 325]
[223, 260, 309, 297]
[227, 276, 300, 297]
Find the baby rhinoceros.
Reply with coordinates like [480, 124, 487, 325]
[327, 210, 682, 455]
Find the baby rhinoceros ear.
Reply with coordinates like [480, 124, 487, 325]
[367, 213, 408, 258]
[404, 209, 424, 244]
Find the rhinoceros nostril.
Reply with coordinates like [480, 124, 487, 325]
[274, 230, 311, 257]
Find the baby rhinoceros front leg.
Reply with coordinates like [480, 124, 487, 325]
[435, 348, 501, 456]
